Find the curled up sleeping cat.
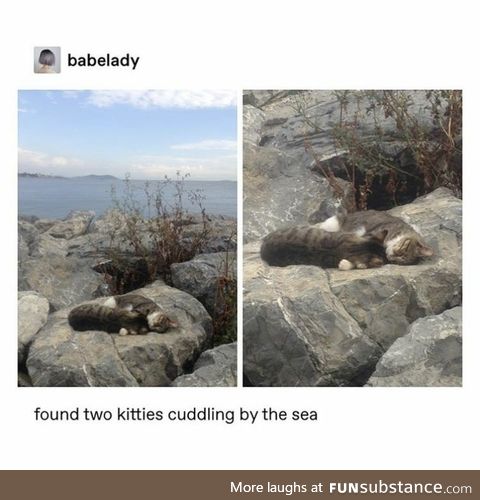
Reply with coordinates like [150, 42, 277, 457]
[68, 294, 178, 336]
[260, 225, 387, 270]
[316, 210, 434, 265]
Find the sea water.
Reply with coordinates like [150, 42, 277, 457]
[18, 177, 237, 219]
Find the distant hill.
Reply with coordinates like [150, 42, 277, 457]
[18, 172, 66, 179]
[72, 174, 119, 180]
[19, 173, 119, 180]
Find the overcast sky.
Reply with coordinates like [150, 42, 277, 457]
[18, 90, 237, 180]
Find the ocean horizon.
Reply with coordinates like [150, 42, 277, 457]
[18, 176, 237, 219]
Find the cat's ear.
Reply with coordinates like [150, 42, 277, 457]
[372, 229, 388, 243]
[417, 242, 434, 257]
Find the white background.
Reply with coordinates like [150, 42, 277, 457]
[0, 0, 478, 470]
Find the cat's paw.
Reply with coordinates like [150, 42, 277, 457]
[119, 328, 128, 336]
[338, 259, 354, 271]
[129, 330, 138, 335]
[356, 263, 367, 269]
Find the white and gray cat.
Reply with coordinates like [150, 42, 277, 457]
[317, 210, 434, 266]
[261, 225, 387, 270]
[68, 294, 177, 336]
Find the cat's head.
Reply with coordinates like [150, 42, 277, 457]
[147, 311, 178, 333]
[385, 235, 434, 264]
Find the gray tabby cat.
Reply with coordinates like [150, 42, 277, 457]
[261, 225, 387, 270]
[68, 294, 177, 336]
[317, 210, 434, 265]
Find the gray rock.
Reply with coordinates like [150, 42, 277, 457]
[18, 255, 104, 310]
[243, 188, 462, 386]
[243, 90, 292, 109]
[27, 324, 138, 387]
[34, 219, 57, 233]
[367, 307, 462, 387]
[18, 220, 39, 261]
[244, 105, 265, 146]
[26, 281, 213, 387]
[182, 216, 237, 254]
[18, 291, 50, 365]
[243, 243, 380, 386]
[172, 342, 237, 387]
[31, 233, 69, 258]
[243, 143, 353, 243]
[171, 252, 236, 317]
[246, 90, 434, 174]
[19, 214, 39, 224]
[47, 210, 95, 240]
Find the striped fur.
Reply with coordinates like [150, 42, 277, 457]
[260, 225, 386, 269]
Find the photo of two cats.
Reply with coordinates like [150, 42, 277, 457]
[260, 209, 433, 271]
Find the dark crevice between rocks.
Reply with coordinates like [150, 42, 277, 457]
[347, 361, 381, 387]
[406, 293, 427, 324]
[19, 334, 39, 386]
[177, 355, 197, 379]
[315, 149, 431, 211]
[18, 354, 32, 387]
[92, 258, 151, 295]
[18, 370, 33, 387]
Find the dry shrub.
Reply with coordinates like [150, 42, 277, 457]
[295, 90, 462, 210]
[103, 172, 211, 293]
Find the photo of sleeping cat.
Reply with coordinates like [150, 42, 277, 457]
[18, 89, 238, 388]
[243, 89, 462, 388]
[68, 294, 178, 336]
[260, 224, 387, 270]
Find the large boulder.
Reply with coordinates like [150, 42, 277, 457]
[47, 210, 95, 240]
[243, 188, 462, 386]
[243, 104, 266, 146]
[181, 215, 237, 254]
[243, 242, 380, 387]
[33, 218, 57, 233]
[18, 255, 104, 311]
[243, 142, 353, 243]
[30, 233, 69, 258]
[18, 291, 49, 365]
[367, 307, 462, 387]
[18, 220, 39, 262]
[243, 90, 434, 174]
[172, 342, 237, 387]
[26, 281, 213, 387]
[171, 252, 236, 317]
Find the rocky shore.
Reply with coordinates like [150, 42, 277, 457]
[18, 209, 237, 387]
